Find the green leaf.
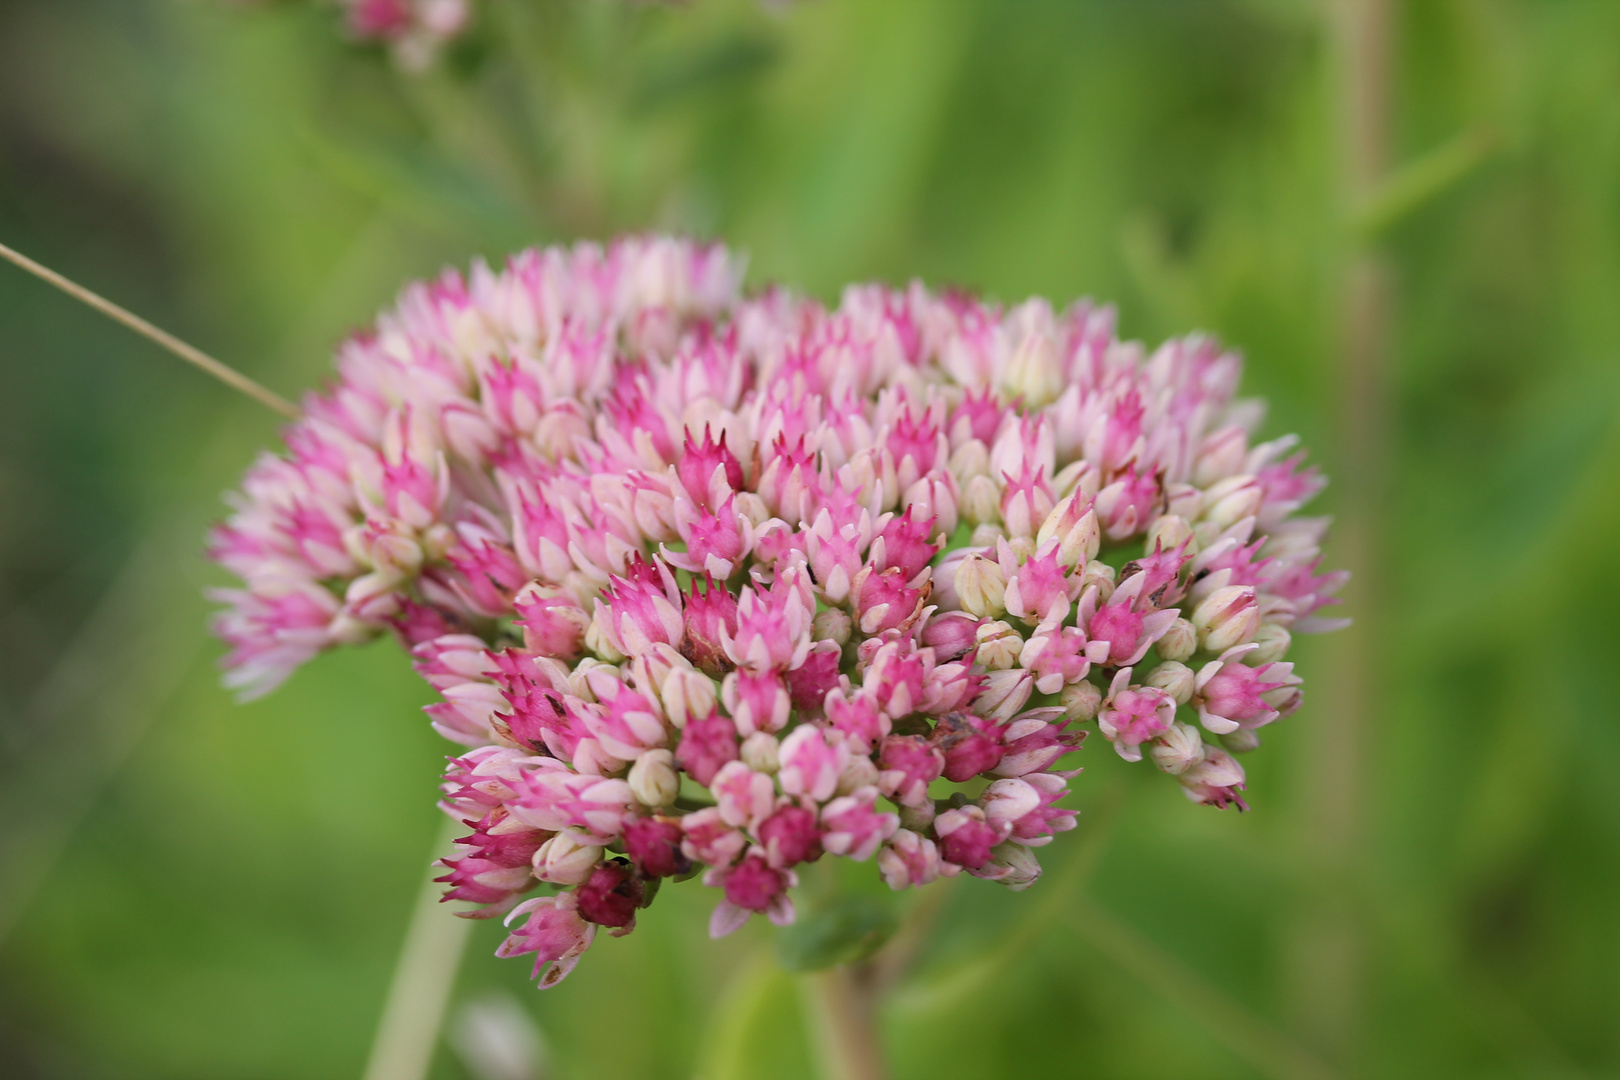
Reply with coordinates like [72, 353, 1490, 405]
[775, 894, 898, 972]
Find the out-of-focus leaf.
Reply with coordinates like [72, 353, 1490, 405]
[775, 893, 897, 973]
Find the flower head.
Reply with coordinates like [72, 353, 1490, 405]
[211, 235, 1343, 986]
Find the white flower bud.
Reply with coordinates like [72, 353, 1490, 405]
[1002, 328, 1063, 407]
[1148, 722, 1204, 776]
[1050, 460, 1087, 499]
[1077, 560, 1116, 604]
[1220, 729, 1262, 753]
[1164, 482, 1203, 520]
[1155, 617, 1197, 662]
[1192, 585, 1260, 653]
[949, 439, 991, 483]
[1060, 680, 1102, 721]
[661, 666, 717, 729]
[1249, 622, 1292, 664]
[1201, 474, 1263, 530]
[1145, 661, 1196, 705]
[1194, 426, 1249, 486]
[970, 523, 1006, 548]
[1145, 514, 1195, 555]
[962, 474, 1002, 526]
[975, 620, 1024, 670]
[533, 832, 602, 885]
[812, 608, 853, 647]
[990, 843, 1043, 892]
[977, 669, 1033, 720]
[898, 799, 936, 832]
[628, 749, 680, 808]
[956, 554, 1007, 618]
[733, 491, 771, 529]
[837, 754, 880, 796]
[584, 610, 625, 663]
[740, 731, 780, 774]
[1037, 499, 1100, 568]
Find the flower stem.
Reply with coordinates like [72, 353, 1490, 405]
[805, 962, 888, 1080]
[0, 239, 298, 418]
[361, 819, 473, 1080]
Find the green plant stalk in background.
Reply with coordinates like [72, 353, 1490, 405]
[3, 1, 1620, 1078]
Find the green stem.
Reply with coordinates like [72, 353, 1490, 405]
[361, 818, 473, 1080]
[805, 962, 888, 1080]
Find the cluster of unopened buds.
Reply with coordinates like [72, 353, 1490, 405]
[210, 235, 1346, 987]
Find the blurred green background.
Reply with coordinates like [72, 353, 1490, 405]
[3, 0, 1618, 1077]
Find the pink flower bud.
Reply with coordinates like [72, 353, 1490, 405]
[983, 772, 1076, 846]
[935, 806, 1001, 870]
[576, 861, 644, 931]
[1093, 466, 1160, 542]
[680, 806, 746, 867]
[1019, 624, 1092, 695]
[598, 559, 685, 658]
[878, 829, 943, 890]
[921, 611, 982, 662]
[929, 712, 1005, 783]
[425, 681, 505, 746]
[993, 713, 1082, 777]
[777, 725, 850, 802]
[1097, 670, 1177, 762]
[677, 427, 745, 511]
[999, 464, 1055, 539]
[820, 786, 900, 861]
[871, 507, 940, 580]
[722, 669, 791, 736]
[683, 574, 739, 676]
[903, 471, 960, 539]
[852, 566, 930, 636]
[674, 711, 738, 786]
[710, 852, 794, 925]
[623, 816, 691, 878]
[1003, 544, 1078, 625]
[878, 734, 944, 806]
[579, 679, 668, 761]
[758, 803, 823, 868]
[785, 640, 845, 715]
[825, 690, 890, 752]
[723, 578, 813, 672]
[497, 894, 596, 988]
[412, 634, 494, 690]
[513, 584, 589, 659]
[712, 761, 776, 828]
[1194, 650, 1296, 734]
[921, 660, 983, 714]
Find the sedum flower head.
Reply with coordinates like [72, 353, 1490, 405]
[210, 235, 1346, 986]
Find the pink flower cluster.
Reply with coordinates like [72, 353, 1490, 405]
[210, 236, 1345, 986]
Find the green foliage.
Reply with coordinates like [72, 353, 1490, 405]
[776, 895, 898, 973]
[3, 0, 1620, 1077]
